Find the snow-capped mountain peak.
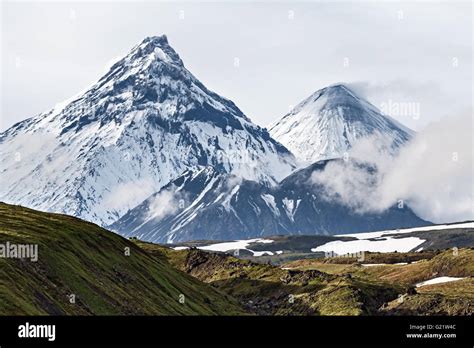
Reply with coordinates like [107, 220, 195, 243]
[132, 35, 184, 65]
[0, 35, 295, 226]
[296, 84, 360, 109]
[269, 83, 414, 163]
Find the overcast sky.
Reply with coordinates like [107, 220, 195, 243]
[1, 1, 472, 132]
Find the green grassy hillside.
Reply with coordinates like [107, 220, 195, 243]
[0, 203, 244, 315]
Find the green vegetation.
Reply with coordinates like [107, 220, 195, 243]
[136, 245, 403, 315]
[0, 202, 471, 316]
[0, 203, 244, 315]
[280, 249, 474, 315]
[141, 244, 473, 315]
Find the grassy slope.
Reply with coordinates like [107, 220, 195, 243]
[0, 203, 244, 315]
[138, 243, 402, 315]
[381, 278, 474, 315]
[281, 249, 474, 315]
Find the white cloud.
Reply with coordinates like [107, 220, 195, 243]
[102, 178, 154, 213]
[311, 114, 473, 223]
[224, 175, 243, 191]
[147, 188, 187, 220]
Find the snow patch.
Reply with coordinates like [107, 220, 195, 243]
[311, 236, 425, 254]
[282, 198, 300, 222]
[173, 246, 189, 251]
[416, 276, 465, 287]
[196, 238, 274, 256]
[261, 194, 280, 216]
[361, 262, 408, 267]
[336, 222, 474, 240]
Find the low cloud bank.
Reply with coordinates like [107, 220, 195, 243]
[311, 114, 473, 223]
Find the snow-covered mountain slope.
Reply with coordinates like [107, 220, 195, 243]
[269, 84, 414, 163]
[0, 35, 295, 226]
[110, 160, 430, 243]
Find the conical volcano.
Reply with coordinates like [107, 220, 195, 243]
[269, 84, 413, 163]
[0, 35, 296, 226]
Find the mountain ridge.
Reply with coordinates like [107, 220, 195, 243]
[110, 159, 430, 243]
